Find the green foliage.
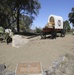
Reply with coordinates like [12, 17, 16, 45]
[19, 15, 33, 32]
[0, 0, 41, 32]
[0, 0, 16, 29]
[35, 27, 42, 33]
[63, 20, 71, 32]
[68, 7, 74, 24]
[0, 26, 4, 33]
[9, 0, 41, 32]
[23, 15, 33, 30]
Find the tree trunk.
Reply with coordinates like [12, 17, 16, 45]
[17, 8, 20, 32]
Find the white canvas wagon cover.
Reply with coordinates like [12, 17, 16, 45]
[48, 15, 63, 29]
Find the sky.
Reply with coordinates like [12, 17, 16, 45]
[32, 0, 74, 29]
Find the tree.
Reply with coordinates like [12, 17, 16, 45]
[19, 15, 33, 32]
[0, 0, 16, 29]
[0, 0, 41, 32]
[63, 20, 71, 32]
[8, 0, 41, 32]
[68, 7, 74, 25]
[24, 15, 33, 32]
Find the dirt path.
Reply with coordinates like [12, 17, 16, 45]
[0, 34, 74, 71]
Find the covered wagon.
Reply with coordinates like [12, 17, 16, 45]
[41, 15, 66, 39]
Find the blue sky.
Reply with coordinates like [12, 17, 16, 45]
[32, 0, 74, 29]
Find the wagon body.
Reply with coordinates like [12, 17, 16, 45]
[41, 15, 66, 39]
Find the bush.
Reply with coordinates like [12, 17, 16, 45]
[35, 27, 42, 33]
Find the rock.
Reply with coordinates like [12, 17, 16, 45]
[49, 54, 74, 75]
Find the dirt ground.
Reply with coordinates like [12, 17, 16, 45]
[0, 34, 74, 71]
